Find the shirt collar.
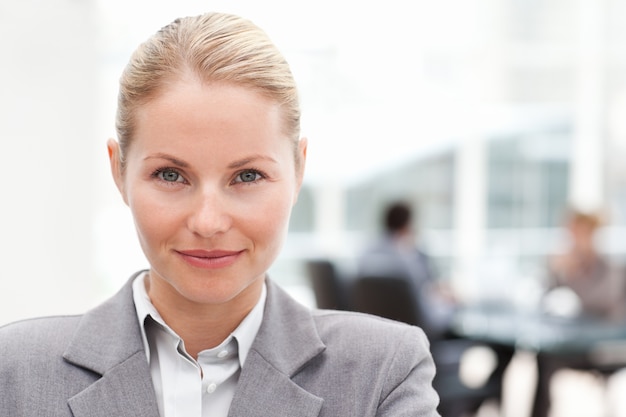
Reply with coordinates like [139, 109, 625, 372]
[132, 271, 266, 366]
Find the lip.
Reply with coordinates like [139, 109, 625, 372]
[176, 249, 243, 269]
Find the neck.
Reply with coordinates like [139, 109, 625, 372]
[146, 278, 263, 359]
[571, 240, 596, 257]
[392, 228, 414, 248]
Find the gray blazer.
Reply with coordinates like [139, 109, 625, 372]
[0, 273, 440, 417]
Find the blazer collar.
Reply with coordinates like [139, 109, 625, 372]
[63, 271, 160, 417]
[61, 274, 325, 417]
[228, 280, 326, 417]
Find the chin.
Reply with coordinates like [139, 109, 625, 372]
[182, 275, 263, 305]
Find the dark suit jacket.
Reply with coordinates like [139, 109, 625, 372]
[0, 272, 440, 416]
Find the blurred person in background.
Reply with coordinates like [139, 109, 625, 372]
[356, 200, 457, 339]
[544, 208, 625, 319]
[357, 201, 516, 413]
[532, 208, 626, 417]
[0, 12, 441, 416]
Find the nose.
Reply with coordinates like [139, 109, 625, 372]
[186, 188, 232, 238]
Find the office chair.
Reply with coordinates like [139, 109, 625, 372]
[305, 259, 352, 311]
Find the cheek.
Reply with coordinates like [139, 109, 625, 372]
[247, 191, 294, 247]
[128, 190, 179, 249]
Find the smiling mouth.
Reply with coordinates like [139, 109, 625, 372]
[176, 249, 243, 269]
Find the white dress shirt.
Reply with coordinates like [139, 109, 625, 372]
[132, 273, 266, 417]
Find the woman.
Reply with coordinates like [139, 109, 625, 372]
[532, 209, 626, 417]
[0, 12, 440, 416]
[546, 209, 623, 318]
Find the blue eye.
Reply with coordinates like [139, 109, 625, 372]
[156, 169, 184, 183]
[236, 170, 262, 183]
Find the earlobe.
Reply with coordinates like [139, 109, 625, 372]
[107, 138, 128, 205]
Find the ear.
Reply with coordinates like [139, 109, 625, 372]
[107, 138, 129, 205]
[293, 137, 308, 204]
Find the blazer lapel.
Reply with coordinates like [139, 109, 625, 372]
[67, 351, 158, 417]
[63, 272, 160, 417]
[228, 280, 325, 417]
[60, 276, 324, 417]
[227, 350, 323, 417]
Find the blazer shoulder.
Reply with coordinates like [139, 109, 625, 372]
[292, 309, 438, 416]
[0, 314, 82, 333]
[311, 309, 431, 355]
[0, 315, 82, 359]
[312, 308, 426, 333]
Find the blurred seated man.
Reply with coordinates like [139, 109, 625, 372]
[533, 208, 626, 417]
[357, 201, 515, 413]
[356, 201, 456, 338]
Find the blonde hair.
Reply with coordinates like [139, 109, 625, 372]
[115, 12, 300, 166]
[567, 209, 604, 230]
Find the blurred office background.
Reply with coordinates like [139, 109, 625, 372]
[2, 0, 626, 334]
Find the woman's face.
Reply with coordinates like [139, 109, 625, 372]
[108, 80, 306, 310]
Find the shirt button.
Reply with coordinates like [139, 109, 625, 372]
[217, 350, 229, 359]
[207, 383, 217, 394]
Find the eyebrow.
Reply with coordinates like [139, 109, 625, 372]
[144, 153, 277, 169]
[228, 155, 278, 169]
[144, 153, 189, 168]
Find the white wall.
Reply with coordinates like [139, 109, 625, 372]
[0, 0, 104, 324]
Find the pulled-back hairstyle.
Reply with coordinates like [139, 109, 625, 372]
[566, 208, 604, 231]
[115, 12, 300, 166]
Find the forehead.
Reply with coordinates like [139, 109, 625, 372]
[143, 80, 279, 128]
[128, 80, 292, 158]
